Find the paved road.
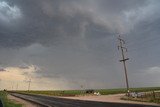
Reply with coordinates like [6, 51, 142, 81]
[10, 93, 160, 107]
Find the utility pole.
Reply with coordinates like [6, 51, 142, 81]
[11, 85, 13, 91]
[28, 78, 31, 91]
[118, 35, 130, 96]
[11, 82, 14, 91]
[16, 83, 18, 91]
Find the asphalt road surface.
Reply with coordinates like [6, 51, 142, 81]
[10, 93, 160, 107]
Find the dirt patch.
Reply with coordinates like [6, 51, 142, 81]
[8, 94, 42, 107]
[61, 94, 160, 106]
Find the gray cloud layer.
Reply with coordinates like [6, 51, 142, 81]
[0, 0, 160, 89]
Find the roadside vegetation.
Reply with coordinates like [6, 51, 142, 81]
[99, 87, 160, 95]
[122, 91, 160, 104]
[0, 91, 22, 107]
[16, 87, 160, 97]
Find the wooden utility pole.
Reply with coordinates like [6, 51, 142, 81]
[118, 35, 130, 96]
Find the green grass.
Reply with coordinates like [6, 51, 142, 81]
[19, 90, 82, 96]
[98, 87, 160, 95]
[17, 87, 160, 96]
[0, 91, 22, 107]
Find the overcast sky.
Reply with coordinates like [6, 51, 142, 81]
[0, 0, 160, 90]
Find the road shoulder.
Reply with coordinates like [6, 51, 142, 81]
[8, 94, 41, 107]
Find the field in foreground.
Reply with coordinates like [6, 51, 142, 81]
[16, 87, 160, 97]
[0, 91, 22, 107]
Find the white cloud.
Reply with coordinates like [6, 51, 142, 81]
[146, 66, 160, 74]
[0, 1, 22, 23]
[123, 1, 160, 31]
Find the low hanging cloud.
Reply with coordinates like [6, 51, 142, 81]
[0, 64, 73, 90]
[0, 0, 160, 90]
[145, 66, 160, 74]
[0, 0, 150, 48]
[0, 65, 34, 82]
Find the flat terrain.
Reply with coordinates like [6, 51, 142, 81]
[62, 94, 160, 106]
[18, 87, 160, 96]
[8, 94, 41, 107]
[10, 92, 160, 107]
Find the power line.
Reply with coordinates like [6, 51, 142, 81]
[118, 35, 130, 96]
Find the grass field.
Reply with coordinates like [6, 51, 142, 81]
[122, 91, 160, 104]
[98, 87, 160, 95]
[17, 87, 160, 97]
[0, 91, 22, 107]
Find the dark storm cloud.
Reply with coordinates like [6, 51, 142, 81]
[96, 0, 149, 12]
[0, 0, 93, 48]
[0, 0, 160, 89]
[0, 0, 149, 48]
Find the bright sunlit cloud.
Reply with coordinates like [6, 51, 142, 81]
[0, 1, 22, 22]
[0, 65, 38, 82]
